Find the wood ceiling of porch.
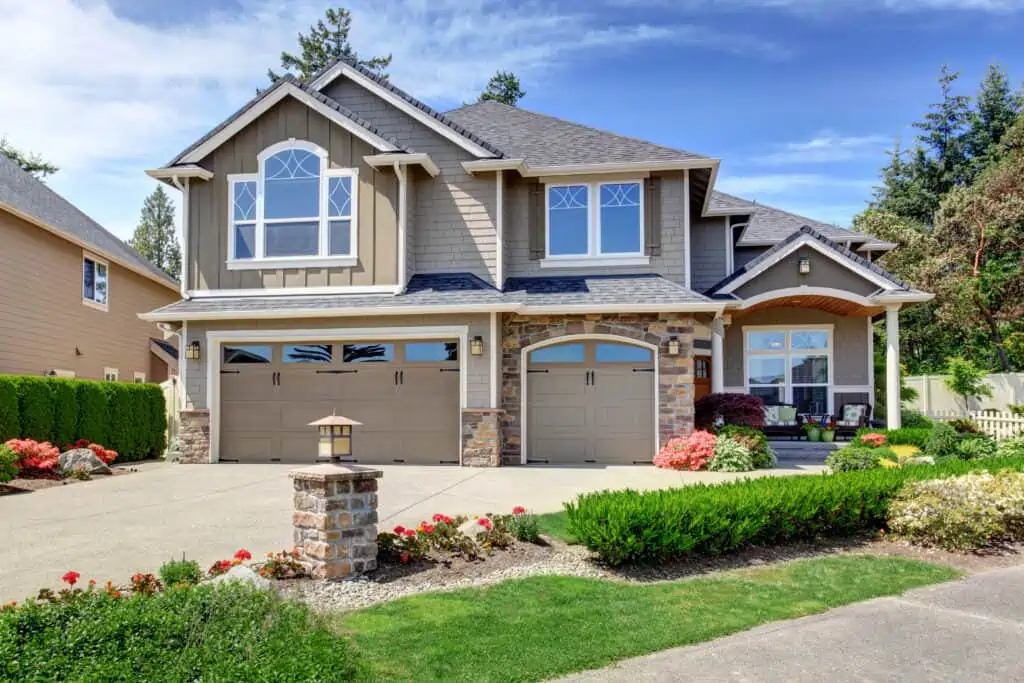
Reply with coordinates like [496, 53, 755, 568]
[736, 294, 883, 318]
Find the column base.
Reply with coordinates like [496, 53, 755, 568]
[462, 409, 504, 467]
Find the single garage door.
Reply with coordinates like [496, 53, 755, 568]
[526, 340, 655, 465]
[220, 340, 460, 464]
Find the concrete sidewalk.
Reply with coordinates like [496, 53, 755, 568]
[560, 565, 1024, 682]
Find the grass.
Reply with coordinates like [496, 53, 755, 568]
[536, 511, 574, 543]
[340, 555, 959, 682]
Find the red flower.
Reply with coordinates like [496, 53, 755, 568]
[478, 518, 493, 530]
[62, 571, 80, 587]
[234, 549, 252, 561]
[403, 529, 416, 538]
[421, 524, 435, 534]
[512, 506, 526, 515]
[393, 525, 406, 535]
[432, 513, 445, 523]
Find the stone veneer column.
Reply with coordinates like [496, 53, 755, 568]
[290, 464, 382, 579]
[461, 409, 504, 467]
[178, 409, 210, 464]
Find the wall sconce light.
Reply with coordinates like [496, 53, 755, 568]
[309, 413, 363, 463]
[798, 256, 811, 275]
[185, 340, 201, 361]
[470, 335, 485, 356]
[667, 336, 680, 356]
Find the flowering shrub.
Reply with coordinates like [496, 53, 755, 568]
[207, 560, 233, 577]
[716, 425, 776, 469]
[859, 432, 889, 448]
[888, 471, 1024, 550]
[258, 547, 306, 579]
[377, 525, 431, 564]
[708, 436, 755, 472]
[62, 439, 119, 465]
[506, 506, 541, 543]
[477, 516, 514, 550]
[5, 439, 60, 478]
[653, 431, 717, 471]
[130, 573, 163, 596]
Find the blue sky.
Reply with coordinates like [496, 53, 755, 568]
[2, 0, 1023, 241]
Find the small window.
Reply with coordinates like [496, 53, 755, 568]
[328, 175, 354, 256]
[695, 358, 710, 379]
[595, 343, 652, 363]
[133, 372, 146, 384]
[223, 345, 273, 364]
[103, 367, 119, 382]
[282, 344, 333, 363]
[343, 343, 394, 363]
[547, 185, 589, 256]
[598, 183, 642, 254]
[530, 344, 585, 363]
[545, 181, 643, 261]
[405, 342, 458, 362]
[231, 179, 257, 260]
[83, 254, 109, 308]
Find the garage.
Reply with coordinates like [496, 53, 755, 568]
[525, 339, 656, 465]
[219, 340, 460, 464]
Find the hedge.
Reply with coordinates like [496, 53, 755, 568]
[565, 456, 1024, 565]
[0, 375, 166, 462]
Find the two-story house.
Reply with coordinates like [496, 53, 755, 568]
[1, 155, 179, 383]
[142, 60, 931, 466]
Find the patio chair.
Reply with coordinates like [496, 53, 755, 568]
[762, 403, 803, 439]
[836, 403, 872, 439]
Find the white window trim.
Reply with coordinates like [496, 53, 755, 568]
[541, 180, 648, 266]
[103, 367, 119, 382]
[225, 140, 360, 270]
[133, 371, 146, 384]
[743, 324, 834, 414]
[82, 252, 109, 311]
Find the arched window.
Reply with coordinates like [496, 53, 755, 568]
[228, 140, 357, 266]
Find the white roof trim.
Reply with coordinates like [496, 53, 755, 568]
[462, 159, 527, 173]
[518, 158, 718, 178]
[871, 291, 935, 304]
[717, 234, 900, 294]
[145, 165, 213, 181]
[312, 63, 495, 158]
[700, 162, 722, 217]
[179, 82, 398, 164]
[364, 153, 440, 177]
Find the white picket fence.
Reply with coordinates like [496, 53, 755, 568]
[922, 410, 1024, 442]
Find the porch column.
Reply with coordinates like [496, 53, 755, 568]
[885, 304, 902, 429]
[710, 317, 725, 395]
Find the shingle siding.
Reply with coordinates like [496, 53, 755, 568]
[690, 216, 729, 292]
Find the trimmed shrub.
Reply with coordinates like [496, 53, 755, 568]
[0, 382, 18, 442]
[826, 446, 889, 472]
[717, 425, 775, 469]
[17, 377, 55, 443]
[653, 431, 717, 471]
[0, 444, 17, 483]
[925, 422, 960, 459]
[708, 436, 754, 472]
[50, 379, 78, 447]
[901, 411, 934, 429]
[564, 456, 1024, 565]
[76, 380, 109, 446]
[995, 436, 1024, 460]
[695, 393, 765, 430]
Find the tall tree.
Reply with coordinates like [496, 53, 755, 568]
[479, 71, 526, 106]
[268, 7, 391, 82]
[965, 64, 1022, 169]
[0, 137, 58, 179]
[130, 186, 181, 280]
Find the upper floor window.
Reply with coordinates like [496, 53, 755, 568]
[82, 253, 109, 310]
[544, 180, 645, 266]
[228, 140, 357, 269]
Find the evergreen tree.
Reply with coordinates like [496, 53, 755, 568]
[0, 137, 58, 179]
[966, 64, 1022, 168]
[268, 7, 391, 83]
[130, 186, 181, 280]
[479, 71, 526, 106]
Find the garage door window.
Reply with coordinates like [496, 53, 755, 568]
[283, 344, 333, 363]
[405, 342, 458, 362]
[224, 345, 273, 364]
[529, 344, 585, 363]
[343, 343, 394, 363]
[595, 343, 652, 363]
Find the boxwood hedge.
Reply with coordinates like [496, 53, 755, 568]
[565, 457, 1024, 565]
[0, 375, 165, 461]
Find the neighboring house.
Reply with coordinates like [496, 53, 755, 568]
[0, 155, 180, 383]
[142, 61, 931, 466]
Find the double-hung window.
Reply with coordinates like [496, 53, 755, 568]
[228, 140, 357, 269]
[745, 327, 832, 415]
[82, 253, 109, 310]
[544, 180, 646, 266]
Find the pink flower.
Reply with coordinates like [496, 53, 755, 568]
[62, 571, 80, 587]
[234, 549, 252, 561]
[653, 431, 717, 471]
[512, 506, 527, 515]
[432, 513, 445, 523]
[403, 529, 416, 538]
[478, 518, 493, 530]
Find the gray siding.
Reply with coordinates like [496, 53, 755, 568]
[690, 216, 729, 292]
[323, 78, 498, 285]
[733, 246, 767, 270]
[734, 247, 880, 299]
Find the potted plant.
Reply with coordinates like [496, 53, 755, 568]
[802, 422, 821, 442]
[820, 416, 837, 442]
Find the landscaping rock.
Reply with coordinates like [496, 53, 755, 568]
[907, 456, 936, 465]
[211, 565, 272, 591]
[59, 449, 111, 476]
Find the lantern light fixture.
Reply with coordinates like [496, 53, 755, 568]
[308, 413, 363, 463]
[667, 336, 680, 356]
[470, 335, 485, 356]
[185, 340, 201, 361]
[798, 256, 811, 275]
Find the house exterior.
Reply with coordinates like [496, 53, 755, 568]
[142, 60, 931, 466]
[0, 156, 180, 383]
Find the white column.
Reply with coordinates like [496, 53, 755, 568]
[885, 304, 902, 429]
[711, 317, 725, 395]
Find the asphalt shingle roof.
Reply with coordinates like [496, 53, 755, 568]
[710, 192, 871, 247]
[0, 155, 177, 287]
[444, 100, 708, 168]
[504, 274, 712, 306]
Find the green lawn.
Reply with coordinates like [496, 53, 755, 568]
[340, 555, 959, 682]
[536, 511, 573, 543]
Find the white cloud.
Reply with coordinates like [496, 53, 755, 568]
[0, 0, 786, 239]
[610, 0, 1024, 12]
[717, 173, 875, 196]
[752, 131, 892, 165]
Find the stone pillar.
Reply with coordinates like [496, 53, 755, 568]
[710, 317, 725, 395]
[178, 409, 210, 464]
[290, 464, 382, 579]
[886, 304, 902, 429]
[462, 409, 504, 467]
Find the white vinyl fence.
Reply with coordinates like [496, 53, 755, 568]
[905, 373, 1024, 414]
[922, 410, 1024, 442]
[161, 376, 181, 456]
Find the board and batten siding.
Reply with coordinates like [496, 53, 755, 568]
[188, 97, 398, 291]
[322, 77, 498, 286]
[0, 211, 177, 380]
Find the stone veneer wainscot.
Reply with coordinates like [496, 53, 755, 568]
[178, 409, 211, 464]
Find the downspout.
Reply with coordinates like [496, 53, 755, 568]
[393, 161, 409, 293]
[169, 176, 190, 299]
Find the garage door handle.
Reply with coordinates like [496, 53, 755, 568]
[393, 370, 399, 386]
[315, 370, 358, 374]
[527, 369, 549, 374]
[439, 368, 460, 373]
[632, 368, 655, 373]
[220, 370, 240, 375]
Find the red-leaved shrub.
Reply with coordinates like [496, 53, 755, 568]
[63, 439, 118, 465]
[4, 439, 60, 478]
[653, 430, 718, 471]
[695, 393, 765, 430]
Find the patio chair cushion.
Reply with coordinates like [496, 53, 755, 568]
[764, 405, 798, 426]
[838, 404, 869, 426]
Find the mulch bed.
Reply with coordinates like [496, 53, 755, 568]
[0, 467, 135, 495]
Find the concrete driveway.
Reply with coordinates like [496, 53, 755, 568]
[0, 461, 821, 602]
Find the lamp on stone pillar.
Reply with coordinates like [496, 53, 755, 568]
[308, 413, 363, 463]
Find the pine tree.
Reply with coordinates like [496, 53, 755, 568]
[479, 71, 526, 106]
[0, 137, 58, 179]
[130, 186, 181, 280]
[268, 7, 391, 83]
[966, 64, 1022, 169]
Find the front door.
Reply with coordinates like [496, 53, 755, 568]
[694, 356, 711, 401]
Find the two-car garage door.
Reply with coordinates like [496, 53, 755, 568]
[220, 340, 460, 464]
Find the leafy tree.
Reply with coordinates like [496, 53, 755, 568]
[0, 137, 58, 179]
[268, 7, 391, 83]
[130, 185, 181, 280]
[943, 356, 993, 410]
[479, 71, 526, 106]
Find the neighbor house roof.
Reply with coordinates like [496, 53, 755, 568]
[0, 155, 178, 290]
[444, 100, 708, 169]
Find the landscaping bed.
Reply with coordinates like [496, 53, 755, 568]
[0, 466, 135, 495]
